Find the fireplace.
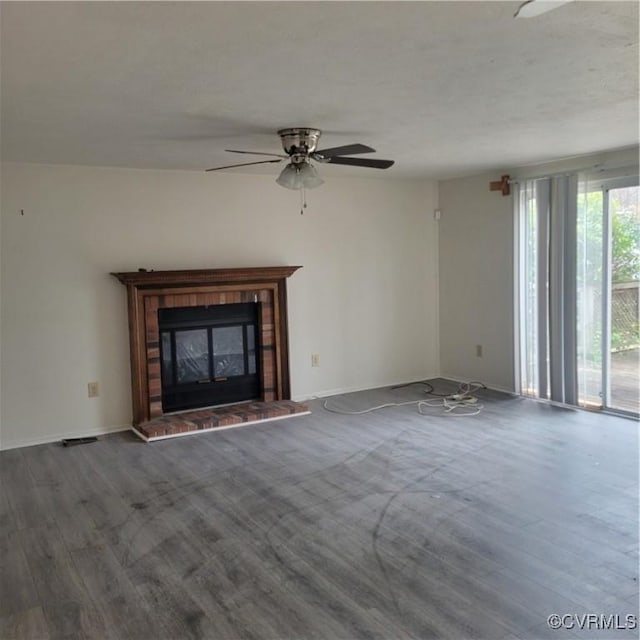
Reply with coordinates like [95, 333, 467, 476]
[112, 266, 301, 427]
[159, 302, 260, 412]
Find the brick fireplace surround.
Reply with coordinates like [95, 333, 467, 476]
[112, 266, 309, 441]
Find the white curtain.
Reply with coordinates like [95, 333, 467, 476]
[516, 174, 578, 405]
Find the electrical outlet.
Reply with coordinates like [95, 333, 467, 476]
[311, 354, 320, 367]
[475, 345, 483, 358]
[88, 382, 99, 398]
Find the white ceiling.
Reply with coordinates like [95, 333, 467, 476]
[1, 1, 638, 180]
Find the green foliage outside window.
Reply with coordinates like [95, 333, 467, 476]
[578, 186, 639, 354]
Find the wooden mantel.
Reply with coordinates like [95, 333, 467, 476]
[112, 266, 302, 425]
[112, 266, 302, 288]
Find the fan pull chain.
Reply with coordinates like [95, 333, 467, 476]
[300, 187, 308, 215]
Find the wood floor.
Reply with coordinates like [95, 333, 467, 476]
[1, 381, 638, 639]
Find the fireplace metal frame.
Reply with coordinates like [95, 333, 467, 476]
[159, 302, 261, 413]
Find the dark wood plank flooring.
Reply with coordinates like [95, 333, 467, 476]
[1, 381, 638, 639]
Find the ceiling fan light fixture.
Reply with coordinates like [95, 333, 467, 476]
[298, 162, 324, 189]
[276, 163, 301, 189]
[276, 161, 324, 190]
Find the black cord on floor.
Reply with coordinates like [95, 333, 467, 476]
[390, 380, 474, 398]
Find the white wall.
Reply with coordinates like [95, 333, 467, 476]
[438, 172, 515, 391]
[0, 162, 439, 449]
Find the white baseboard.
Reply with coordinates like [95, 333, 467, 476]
[437, 373, 517, 396]
[292, 374, 442, 402]
[293, 375, 517, 403]
[1, 375, 516, 450]
[0, 424, 131, 451]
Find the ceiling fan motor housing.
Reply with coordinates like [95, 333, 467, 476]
[278, 128, 321, 163]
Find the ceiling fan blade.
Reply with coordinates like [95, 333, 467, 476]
[326, 157, 395, 169]
[206, 159, 283, 172]
[313, 143, 375, 158]
[514, 0, 573, 18]
[225, 149, 287, 158]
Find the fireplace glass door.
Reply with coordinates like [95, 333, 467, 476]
[159, 303, 260, 412]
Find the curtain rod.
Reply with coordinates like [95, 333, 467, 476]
[510, 163, 638, 184]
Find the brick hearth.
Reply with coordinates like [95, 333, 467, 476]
[133, 400, 310, 442]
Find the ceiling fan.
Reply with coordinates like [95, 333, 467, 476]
[205, 128, 395, 191]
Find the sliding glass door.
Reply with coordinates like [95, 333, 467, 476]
[519, 174, 639, 416]
[604, 184, 639, 413]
